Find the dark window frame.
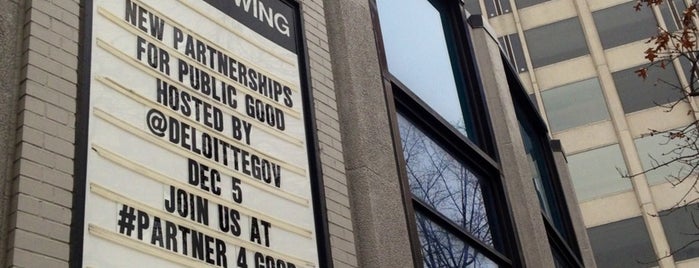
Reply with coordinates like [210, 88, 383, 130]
[504, 57, 585, 267]
[370, 0, 521, 266]
[498, 33, 528, 73]
[394, 82, 516, 267]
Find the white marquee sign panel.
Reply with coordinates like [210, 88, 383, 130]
[78, 0, 320, 267]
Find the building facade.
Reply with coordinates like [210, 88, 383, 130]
[465, 0, 699, 267]
[0, 0, 594, 267]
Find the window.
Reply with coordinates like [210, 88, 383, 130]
[499, 33, 528, 73]
[524, 17, 589, 68]
[377, 0, 585, 266]
[520, 122, 565, 233]
[680, 56, 698, 87]
[464, 0, 481, 15]
[376, 0, 512, 266]
[659, 0, 687, 32]
[613, 65, 684, 113]
[593, 3, 657, 49]
[635, 125, 696, 185]
[399, 115, 506, 266]
[484, 0, 511, 17]
[541, 78, 610, 132]
[588, 217, 658, 267]
[400, 115, 493, 244]
[515, 0, 549, 9]
[415, 212, 499, 267]
[660, 206, 699, 262]
[508, 65, 584, 267]
[568, 144, 630, 201]
[378, 0, 475, 138]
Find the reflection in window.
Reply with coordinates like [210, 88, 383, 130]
[660, 207, 699, 261]
[416, 212, 498, 268]
[499, 33, 528, 73]
[399, 115, 492, 245]
[635, 125, 696, 185]
[613, 65, 684, 113]
[568, 144, 630, 201]
[593, 3, 657, 49]
[588, 217, 658, 267]
[520, 122, 564, 233]
[541, 78, 610, 132]
[524, 17, 588, 68]
[377, 0, 473, 137]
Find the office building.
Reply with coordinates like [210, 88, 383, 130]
[0, 0, 594, 267]
[466, 0, 699, 267]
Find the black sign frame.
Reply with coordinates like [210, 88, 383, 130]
[71, 0, 332, 267]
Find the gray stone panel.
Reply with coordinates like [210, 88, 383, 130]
[324, 0, 415, 267]
[0, 0, 22, 266]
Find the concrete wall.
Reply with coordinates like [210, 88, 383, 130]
[0, 0, 23, 266]
[469, 18, 557, 268]
[323, 0, 415, 267]
[551, 140, 597, 268]
[470, 16, 597, 267]
[300, 1, 360, 267]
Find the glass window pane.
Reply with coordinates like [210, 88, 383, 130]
[378, 0, 472, 136]
[508, 34, 527, 72]
[541, 78, 610, 132]
[660, 207, 699, 261]
[398, 115, 493, 245]
[588, 217, 658, 267]
[500, 0, 512, 16]
[484, 0, 511, 18]
[500, 34, 528, 73]
[524, 17, 589, 68]
[415, 212, 499, 268]
[552, 247, 569, 268]
[516, 0, 548, 9]
[635, 126, 695, 185]
[568, 144, 630, 201]
[520, 122, 565, 233]
[680, 56, 698, 87]
[593, 3, 658, 49]
[484, 0, 499, 17]
[613, 65, 684, 113]
[660, 0, 687, 32]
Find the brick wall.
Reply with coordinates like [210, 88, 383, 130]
[8, 0, 80, 267]
[301, 1, 358, 267]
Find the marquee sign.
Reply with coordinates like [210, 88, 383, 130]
[76, 0, 321, 266]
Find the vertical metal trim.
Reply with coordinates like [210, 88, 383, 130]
[71, 0, 93, 267]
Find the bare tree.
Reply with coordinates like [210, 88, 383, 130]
[631, 0, 699, 260]
[630, 0, 699, 202]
